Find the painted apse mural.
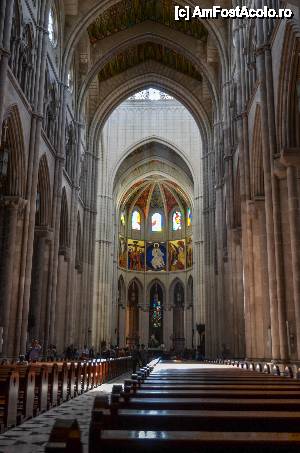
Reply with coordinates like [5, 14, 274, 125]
[117, 165, 193, 350]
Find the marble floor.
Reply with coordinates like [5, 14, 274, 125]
[0, 373, 131, 453]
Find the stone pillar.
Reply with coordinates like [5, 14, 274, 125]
[0, 0, 13, 141]
[0, 197, 26, 356]
[28, 228, 52, 346]
[256, 10, 280, 359]
[18, 3, 51, 355]
[280, 149, 300, 358]
[118, 304, 126, 348]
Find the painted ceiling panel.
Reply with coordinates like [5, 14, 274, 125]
[97, 42, 202, 83]
[88, 0, 208, 43]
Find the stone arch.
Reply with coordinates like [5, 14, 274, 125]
[251, 106, 264, 198]
[112, 137, 196, 187]
[1, 104, 26, 198]
[90, 71, 211, 152]
[35, 154, 51, 227]
[75, 212, 83, 272]
[62, 0, 228, 85]
[172, 279, 185, 351]
[59, 188, 70, 255]
[277, 20, 300, 149]
[118, 275, 126, 306]
[77, 23, 219, 116]
[126, 277, 142, 345]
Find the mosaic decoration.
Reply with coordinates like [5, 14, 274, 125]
[186, 236, 193, 268]
[118, 235, 127, 269]
[88, 0, 208, 43]
[169, 239, 186, 271]
[132, 209, 141, 230]
[151, 212, 162, 232]
[172, 211, 182, 231]
[146, 242, 167, 271]
[97, 42, 203, 83]
[187, 207, 192, 227]
[128, 239, 145, 271]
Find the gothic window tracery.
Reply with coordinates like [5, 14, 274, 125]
[43, 69, 59, 145]
[9, 2, 34, 101]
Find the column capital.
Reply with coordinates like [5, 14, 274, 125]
[280, 148, 300, 168]
[0, 196, 27, 212]
[273, 159, 287, 179]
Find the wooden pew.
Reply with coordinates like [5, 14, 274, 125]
[95, 429, 300, 453]
[31, 363, 49, 415]
[0, 369, 19, 432]
[16, 365, 35, 423]
[45, 418, 82, 453]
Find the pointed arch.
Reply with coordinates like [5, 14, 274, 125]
[75, 211, 83, 271]
[118, 275, 126, 306]
[35, 154, 51, 227]
[1, 105, 26, 198]
[59, 188, 70, 254]
[251, 106, 264, 199]
[277, 20, 300, 149]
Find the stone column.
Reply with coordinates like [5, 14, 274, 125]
[0, 197, 26, 356]
[280, 149, 300, 358]
[0, 0, 13, 141]
[17, 2, 51, 355]
[118, 304, 126, 348]
[256, 9, 280, 359]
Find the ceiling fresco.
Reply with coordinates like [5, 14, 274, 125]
[88, 0, 208, 44]
[98, 42, 203, 83]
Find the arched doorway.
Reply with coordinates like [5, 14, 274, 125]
[126, 280, 140, 346]
[173, 281, 185, 351]
[149, 281, 164, 347]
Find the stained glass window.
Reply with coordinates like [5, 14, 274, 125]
[132, 210, 141, 230]
[172, 211, 182, 231]
[187, 208, 192, 227]
[152, 212, 162, 232]
[120, 211, 125, 226]
[151, 291, 162, 328]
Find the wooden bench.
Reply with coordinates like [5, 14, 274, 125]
[45, 418, 82, 453]
[0, 369, 19, 432]
[93, 429, 300, 453]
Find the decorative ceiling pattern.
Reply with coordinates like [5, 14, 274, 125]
[121, 180, 189, 218]
[88, 0, 208, 44]
[98, 42, 202, 83]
